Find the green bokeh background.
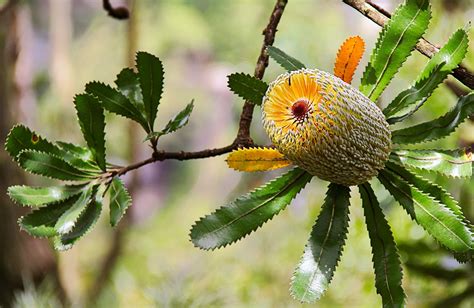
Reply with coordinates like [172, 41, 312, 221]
[11, 0, 474, 307]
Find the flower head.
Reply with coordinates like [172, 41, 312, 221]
[262, 69, 391, 186]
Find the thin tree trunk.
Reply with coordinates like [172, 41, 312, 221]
[0, 1, 64, 307]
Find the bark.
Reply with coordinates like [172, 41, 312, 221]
[0, 1, 63, 306]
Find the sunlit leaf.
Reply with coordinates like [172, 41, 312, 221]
[391, 92, 474, 144]
[360, 0, 431, 101]
[227, 73, 269, 105]
[290, 183, 350, 303]
[333, 36, 365, 84]
[85, 81, 149, 132]
[18, 151, 95, 181]
[74, 94, 107, 171]
[160, 100, 194, 135]
[386, 160, 473, 231]
[109, 178, 131, 227]
[136, 51, 164, 130]
[378, 167, 472, 253]
[54, 185, 96, 235]
[384, 28, 469, 123]
[55, 141, 101, 172]
[359, 183, 406, 307]
[267, 46, 306, 71]
[115, 67, 144, 112]
[8, 184, 86, 207]
[19, 196, 80, 237]
[226, 147, 290, 172]
[190, 168, 313, 250]
[55, 198, 102, 251]
[390, 149, 473, 178]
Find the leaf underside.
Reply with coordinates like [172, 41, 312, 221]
[226, 147, 291, 172]
[19, 196, 80, 237]
[360, 0, 431, 102]
[109, 178, 132, 227]
[378, 164, 472, 253]
[227, 73, 269, 105]
[8, 184, 86, 207]
[333, 36, 365, 84]
[54, 185, 95, 235]
[55, 198, 102, 251]
[290, 183, 350, 303]
[267, 46, 306, 71]
[391, 92, 474, 144]
[359, 183, 405, 308]
[190, 168, 313, 250]
[390, 149, 473, 178]
[383, 28, 469, 123]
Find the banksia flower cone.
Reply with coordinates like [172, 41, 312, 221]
[262, 69, 391, 186]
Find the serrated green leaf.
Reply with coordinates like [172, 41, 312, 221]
[390, 149, 473, 178]
[359, 183, 406, 308]
[386, 160, 473, 231]
[144, 100, 194, 141]
[55, 198, 102, 251]
[18, 151, 95, 181]
[136, 52, 164, 131]
[8, 184, 86, 207]
[360, 0, 431, 101]
[290, 183, 350, 303]
[161, 99, 194, 135]
[115, 67, 144, 112]
[190, 168, 313, 250]
[5, 125, 63, 161]
[227, 73, 268, 105]
[74, 94, 107, 171]
[109, 178, 131, 227]
[391, 92, 474, 144]
[54, 185, 96, 235]
[378, 167, 472, 252]
[55, 141, 101, 172]
[19, 196, 79, 237]
[384, 28, 469, 123]
[267, 46, 306, 71]
[85, 81, 149, 132]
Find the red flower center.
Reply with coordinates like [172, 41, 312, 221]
[291, 100, 309, 120]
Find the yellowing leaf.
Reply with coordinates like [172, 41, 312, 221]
[333, 36, 365, 84]
[226, 147, 291, 172]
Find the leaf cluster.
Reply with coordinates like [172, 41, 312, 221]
[5, 53, 194, 250]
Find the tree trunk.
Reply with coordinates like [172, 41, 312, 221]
[0, 1, 62, 306]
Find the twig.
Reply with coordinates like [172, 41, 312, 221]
[343, 0, 474, 90]
[235, 0, 288, 146]
[107, 0, 288, 178]
[103, 0, 129, 20]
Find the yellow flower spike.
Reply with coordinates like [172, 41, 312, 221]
[334, 36, 365, 84]
[226, 147, 291, 172]
[262, 69, 391, 186]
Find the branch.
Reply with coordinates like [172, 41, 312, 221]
[103, 0, 129, 20]
[235, 0, 288, 146]
[109, 0, 288, 178]
[343, 0, 474, 90]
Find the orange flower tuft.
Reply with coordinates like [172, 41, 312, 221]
[333, 36, 365, 84]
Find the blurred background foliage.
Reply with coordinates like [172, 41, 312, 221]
[0, 0, 473, 307]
